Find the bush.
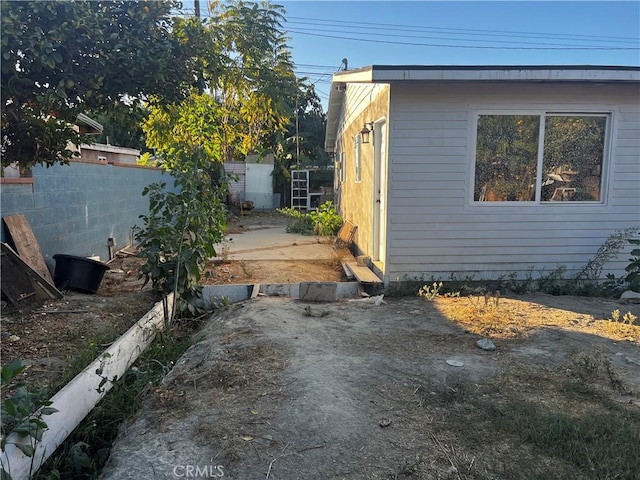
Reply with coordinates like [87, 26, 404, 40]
[625, 239, 640, 292]
[136, 149, 227, 316]
[278, 201, 343, 236]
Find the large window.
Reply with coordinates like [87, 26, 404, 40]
[474, 113, 607, 203]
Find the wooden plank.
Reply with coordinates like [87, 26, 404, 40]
[344, 261, 383, 285]
[1, 243, 63, 299]
[3, 214, 53, 283]
[334, 221, 357, 248]
[341, 262, 355, 281]
[0, 251, 42, 304]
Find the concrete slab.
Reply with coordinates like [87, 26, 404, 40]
[299, 282, 338, 302]
[216, 226, 335, 261]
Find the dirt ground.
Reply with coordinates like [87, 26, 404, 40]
[101, 293, 640, 480]
[0, 211, 343, 396]
[3, 211, 640, 479]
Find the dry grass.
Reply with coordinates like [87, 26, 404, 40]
[433, 295, 640, 343]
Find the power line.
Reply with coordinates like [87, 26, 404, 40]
[286, 15, 638, 43]
[286, 26, 634, 49]
[286, 29, 638, 51]
[295, 63, 343, 69]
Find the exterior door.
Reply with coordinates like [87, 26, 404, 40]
[374, 121, 387, 264]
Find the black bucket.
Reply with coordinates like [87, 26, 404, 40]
[53, 254, 110, 294]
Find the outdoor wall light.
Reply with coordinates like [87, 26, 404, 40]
[360, 122, 374, 144]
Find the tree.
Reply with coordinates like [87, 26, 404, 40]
[272, 83, 329, 204]
[143, 1, 299, 166]
[1, 0, 192, 168]
[87, 104, 150, 152]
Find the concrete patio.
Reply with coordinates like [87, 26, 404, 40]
[217, 225, 336, 261]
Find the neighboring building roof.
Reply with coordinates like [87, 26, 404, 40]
[80, 143, 140, 156]
[325, 65, 640, 151]
[76, 113, 104, 135]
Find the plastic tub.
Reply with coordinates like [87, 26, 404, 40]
[53, 254, 110, 294]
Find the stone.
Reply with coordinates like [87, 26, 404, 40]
[476, 338, 496, 351]
[620, 290, 640, 304]
[446, 359, 464, 367]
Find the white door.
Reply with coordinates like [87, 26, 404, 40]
[374, 121, 387, 264]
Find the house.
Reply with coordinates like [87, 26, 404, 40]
[78, 143, 140, 165]
[324, 65, 640, 285]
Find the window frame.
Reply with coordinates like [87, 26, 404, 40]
[470, 109, 612, 206]
[354, 134, 362, 183]
[335, 149, 345, 185]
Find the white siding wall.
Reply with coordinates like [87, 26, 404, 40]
[338, 83, 387, 138]
[386, 82, 640, 282]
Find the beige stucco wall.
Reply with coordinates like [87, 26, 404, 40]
[336, 85, 389, 258]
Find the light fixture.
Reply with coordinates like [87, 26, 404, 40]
[360, 122, 374, 144]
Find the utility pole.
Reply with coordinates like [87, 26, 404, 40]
[194, 0, 200, 18]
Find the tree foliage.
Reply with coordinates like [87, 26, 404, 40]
[1, 0, 191, 168]
[136, 147, 228, 315]
[272, 84, 328, 204]
[88, 104, 150, 152]
[144, 1, 299, 166]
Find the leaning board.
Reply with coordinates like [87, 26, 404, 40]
[3, 214, 53, 284]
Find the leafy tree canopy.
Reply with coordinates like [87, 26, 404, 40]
[1, 0, 193, 168]
[144, 1, 301, 166]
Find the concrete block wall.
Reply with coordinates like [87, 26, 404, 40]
[1, 161, 175, 273]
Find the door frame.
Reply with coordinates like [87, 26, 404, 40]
[372, 118, 388, 265]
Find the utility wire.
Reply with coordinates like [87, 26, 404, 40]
[286, 24, 638, 48]
[286, 15, 638, 43]
[286, 29, 638, 51]
[286, 26, 634, 49]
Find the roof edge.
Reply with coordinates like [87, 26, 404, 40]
[332, 65, 640, 84]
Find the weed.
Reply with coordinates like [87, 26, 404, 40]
[1, 359, 58, 479]
[610, 309, 638, 326]
[625, 238, 640, 293]
[239, 260, 254, 277]
[278, 201, 343, 236]
[34, 328, 193, 479]
[309, 201, 343, 236]
[219, 238, 232, 262]
[574, 226, 640, 286]
[569, 349, 627, 392]
[418, 282, 443, 301]
[536, 265, 571, 295]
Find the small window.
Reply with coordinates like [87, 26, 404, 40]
[354, 135, 362, 183]
[335, 150, 345, 185]
[474, 112, 607, 203]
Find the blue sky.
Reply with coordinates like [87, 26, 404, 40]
[279, 1, 640, 106]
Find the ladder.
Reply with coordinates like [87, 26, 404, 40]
[291, 169, 309, 210]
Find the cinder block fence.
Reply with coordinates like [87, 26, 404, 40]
[1, 160, 175, 272]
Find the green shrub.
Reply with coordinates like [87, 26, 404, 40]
[309, 201, 343, 236]
[1, 359, 58, 479]
[278, 201, 343, 236]
[136, 148, 227, 316]
[625, 239, 640, 292]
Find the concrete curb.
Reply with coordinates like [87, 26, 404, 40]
[202, 282, 361, 307]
